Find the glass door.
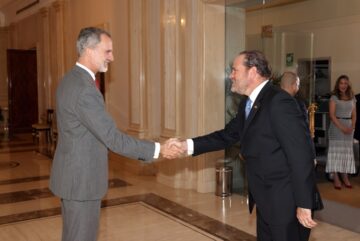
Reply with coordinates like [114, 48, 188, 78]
[225, 3, 317, 195]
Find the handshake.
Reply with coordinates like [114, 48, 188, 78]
[159, 138, 188, 159]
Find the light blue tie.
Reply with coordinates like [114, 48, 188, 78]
[245, 98, 252, 119]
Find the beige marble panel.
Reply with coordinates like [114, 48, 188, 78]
[201, 2, 225, 134]
[6, 23, 15, 50]
[225, 6, 245, 65]
[196, 2, 225, 193]
[127, 0, 148, 138]
[10, 13, 39, 49]
[156, 0, 226, 193]
[51, 0, 65, 98]
[144, 0, 162, 139]
[37, 7, 51, 119]
[158, 0, 195, 190]
[161, 0, 180, 136]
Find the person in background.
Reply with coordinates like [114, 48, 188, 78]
[49, 27, 181, 241]
[326, 75, 356, 189]
[280, 72, 308, 123]
[174, 50, 322, 241]
[280, 72, 316, 157]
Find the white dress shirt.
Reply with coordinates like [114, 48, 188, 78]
[186, 80, 269, 155]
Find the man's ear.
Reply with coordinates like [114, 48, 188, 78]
[85, 47, 93, 55]
[249, 66, 257, 78]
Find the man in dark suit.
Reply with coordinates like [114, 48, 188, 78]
[280, 72, 308, 122]
[49, 27, 181, 241]
[178, 51, 321, 241]
[280, 71, 317, 159]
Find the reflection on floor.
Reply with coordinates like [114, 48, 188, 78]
[0, 133, 359, 240]
[316, 164, 360, 208]
[314, 163, 360, 232]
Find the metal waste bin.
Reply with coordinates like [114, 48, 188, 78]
[215, 166, 233, 197]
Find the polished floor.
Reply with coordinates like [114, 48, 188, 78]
[0, 133, 359, 240]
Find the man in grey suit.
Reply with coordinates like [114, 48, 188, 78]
[49, 27, 180, 241]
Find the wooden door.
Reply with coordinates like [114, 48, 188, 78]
[7, 49, 38, 134]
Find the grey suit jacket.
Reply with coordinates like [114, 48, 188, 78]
[50, 66, 155, 201]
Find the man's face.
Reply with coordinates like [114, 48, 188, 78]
[229, 55, 251, 95]
[90, 34, 114, 73]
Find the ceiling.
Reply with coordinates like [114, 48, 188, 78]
[0, 0, 307, 15]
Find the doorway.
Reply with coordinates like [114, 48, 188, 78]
[7, 49, 38, 135]
[298, 58, 331, 156]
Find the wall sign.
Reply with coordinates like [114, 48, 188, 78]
[286, 53, 294, 66]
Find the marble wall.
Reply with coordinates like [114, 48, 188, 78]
[115, 0, 227, 193]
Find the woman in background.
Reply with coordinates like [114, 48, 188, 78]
[326, 75, 356, 189]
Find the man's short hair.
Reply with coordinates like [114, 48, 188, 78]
[239, 50, 272, 78]
[76, 27, 111, 56]
[280, 71, 298, 88]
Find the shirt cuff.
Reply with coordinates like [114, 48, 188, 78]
[153, 142, 160, 159]
[186, 139, 194, 156]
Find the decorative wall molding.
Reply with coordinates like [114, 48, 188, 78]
[127, 0, 149, 138]
[51, 0, 65, 97]
[16, 0, 39, 15]
[38, 6, 50, 114]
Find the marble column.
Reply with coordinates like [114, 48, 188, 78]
[112, 0, 226, 193]
[38, 7, 51, 118]
[51, 0, 66, 94]
[156, 0, 225, 193]
[127, 0, 149, 139]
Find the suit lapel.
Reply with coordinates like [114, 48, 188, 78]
[74, 65, 97, 88]
[240, 82, 272, 141]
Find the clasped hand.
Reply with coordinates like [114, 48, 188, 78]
[160, 138, 187, 159]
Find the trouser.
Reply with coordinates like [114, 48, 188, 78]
[256, 208, 311, 241]
[61, 199, 101, 241]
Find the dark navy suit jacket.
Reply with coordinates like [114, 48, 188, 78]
[192, 82, 322, 225]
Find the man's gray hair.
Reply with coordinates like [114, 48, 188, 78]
[76, 27, 111, 56]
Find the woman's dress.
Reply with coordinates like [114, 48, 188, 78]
[326, 95, 356, 174]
